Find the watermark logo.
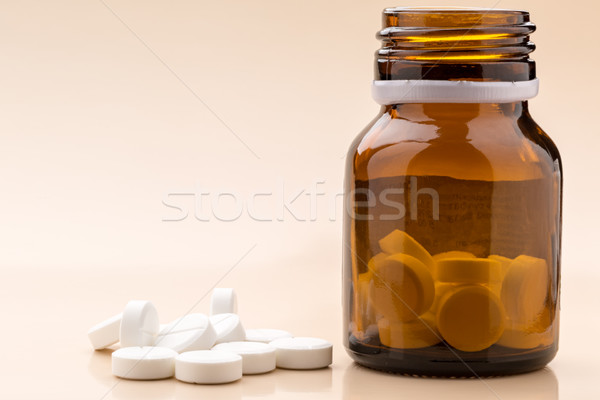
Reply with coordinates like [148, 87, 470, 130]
[162, 177, 439, 222]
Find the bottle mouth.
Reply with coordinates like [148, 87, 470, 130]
[376, 8, 536, 81]
[382, 7, 530, 25]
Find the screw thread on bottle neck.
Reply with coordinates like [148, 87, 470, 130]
[376, 7, 536, 82]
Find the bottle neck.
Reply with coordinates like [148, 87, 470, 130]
[376, 8, 536, 82]
[385, 101, 529, 121]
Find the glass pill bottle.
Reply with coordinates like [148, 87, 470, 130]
[342, 7, 562, 377]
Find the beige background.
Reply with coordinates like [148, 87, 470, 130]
[1, 0, 598, 399]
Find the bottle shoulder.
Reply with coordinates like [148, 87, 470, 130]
[348, 107, 561, 182]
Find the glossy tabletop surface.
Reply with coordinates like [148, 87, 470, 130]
[2, 263, 598, 399]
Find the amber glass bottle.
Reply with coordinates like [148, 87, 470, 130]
[343, 8, 561, 376]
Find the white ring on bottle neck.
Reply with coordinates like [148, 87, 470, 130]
[372, 78, 539, 104]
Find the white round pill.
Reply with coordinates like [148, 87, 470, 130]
[210, 313, 245, 344]
[212, 341, 276, 375]
[112, 346, 178, 380]
[245, 328, 293, 343]
[175, 350, 242, 384]
[88, 313, 122, 350]
[270, 337, 333, 370]
[155, 313, 216, 353]
[120, 300, 160, 348]
[210, 288, 237, 315]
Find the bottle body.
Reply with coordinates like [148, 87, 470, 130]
[343, 8, 561, 376]
[343, 101, 561, 376]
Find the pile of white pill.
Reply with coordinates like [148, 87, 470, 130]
[87, 288, 333, 384]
